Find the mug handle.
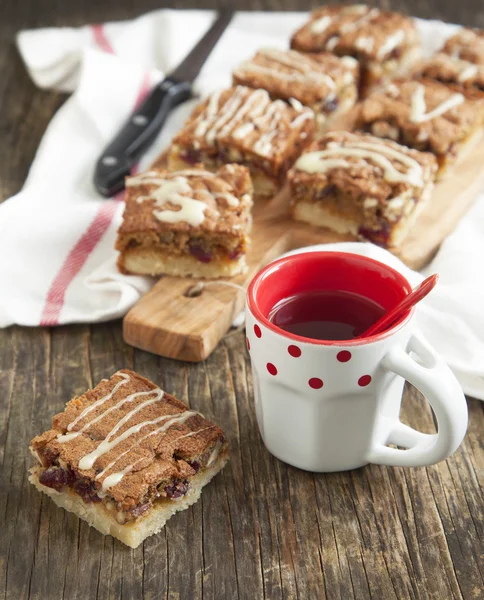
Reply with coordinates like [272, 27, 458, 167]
[366, 330, 468, 467]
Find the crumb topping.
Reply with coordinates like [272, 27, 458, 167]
[442, 27, 484, 65]
[118, 165, 252, 236]
[290, 4, 418, 62]
[172, 85, 315, 162]
[232, 48, 358, 105]
[358, 78, 483, 154]
[288, 130, 437, 203]
[417, 52, 484, 89]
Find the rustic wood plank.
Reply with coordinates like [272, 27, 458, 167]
[1, 1, 484, 600]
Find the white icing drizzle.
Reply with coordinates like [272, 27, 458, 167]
[231, 122, 254, 139]
[340, 7, 379, 33]
[253, 100, 284, 156]
[101, 457, 146, 492]
[310, 15, 332, 34]
[206, 444, 220, 467]
[295, 138, 424, 187]
[289, 98, 304, 112]
[215, 192, 239, 207]
[78, 388, 167, 470]
[458, 63, 479, 82]
[326, 37, 340, 51]
[139, 177, 209, 226]
[217, 89, 268, 140]
[410, 83, 464, 123]
[194, 87, 274, 148]
[94, 410, 199, 486]
[290, 111, 315, 129]
[57, 388, 161, 445]
[59, 372, 131, 440]
[295, 157, 350, 173]
[235, 49, 337, 90]
[355, 36, 375, 52]
[377, 29, 405, 60]
[195, 89, 223, 138]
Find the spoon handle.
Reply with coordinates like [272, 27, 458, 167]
[361, 274, 439, 338]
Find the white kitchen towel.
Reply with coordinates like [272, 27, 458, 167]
[2, 10, 484, 399]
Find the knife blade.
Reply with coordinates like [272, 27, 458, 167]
[93, 8, 234, 197]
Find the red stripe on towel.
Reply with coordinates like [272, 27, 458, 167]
[39, 71, 152, 326]
[91, 24, 115, 54]
[39, 201, 120, 325]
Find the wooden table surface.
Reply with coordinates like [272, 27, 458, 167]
[1, 2, 483, 599]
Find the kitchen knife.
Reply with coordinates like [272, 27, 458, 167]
[94, 8, 234, 197]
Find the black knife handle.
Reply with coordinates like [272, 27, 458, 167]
[94, 78, 192, 197]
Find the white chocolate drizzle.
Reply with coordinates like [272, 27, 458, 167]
[58, 371, 131, 441]
[215, 192, 239, 207]
[310, 15, 332, 34]
[100, 457, 146, 492]
[377, 29, 405, 59]
[355, 36, 374, 52]
[126, 170, 239, 226]
[96, 410, 200, 489]
[189, 86, 312, 159]
[235, 49, 337, 90]
[458, 64, 478, 81]
[340, 7, 379, 33]
[295, 137, 424, 187]
[410, 83, 464, 123]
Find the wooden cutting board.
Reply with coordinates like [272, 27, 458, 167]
[123, 136, 484, 362]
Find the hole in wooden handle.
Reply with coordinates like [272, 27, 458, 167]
[184, 282, 204, 298]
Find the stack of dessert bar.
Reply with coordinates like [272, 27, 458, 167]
[115, 4, 484, 278]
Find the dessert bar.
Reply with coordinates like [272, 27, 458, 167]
[357, 78, 484, 176]
[290, 4, 420, 94]
[442, 27, 484, 65]
[414, 53, 484, 93]
[116, 165, 253, 278]
[29, 369, 229, 548]
[168, 85, 315, 198]
[287, 130, 437, 247]
[232, 48, 359, 133]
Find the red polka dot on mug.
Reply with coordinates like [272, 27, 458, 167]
[267, 363, 277, 376]
[288, 345, 302, 357]
[254, 324, 262, 338]
[337, 350, 352, 362]
[358, 375, 372, 387]
[309, 377, 324, 389]
[246, 338, 250, 351]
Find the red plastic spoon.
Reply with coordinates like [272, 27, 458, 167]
[359, 273, 439, 338]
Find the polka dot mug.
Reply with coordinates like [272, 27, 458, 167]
[246, 251, 468, 472]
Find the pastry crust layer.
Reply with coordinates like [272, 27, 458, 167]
[120, 246, 247, 278]
[29, 453, 228, 548]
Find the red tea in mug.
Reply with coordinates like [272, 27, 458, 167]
[268, 290, 385, 341]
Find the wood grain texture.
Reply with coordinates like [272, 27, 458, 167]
[1, 1, 483, 599]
